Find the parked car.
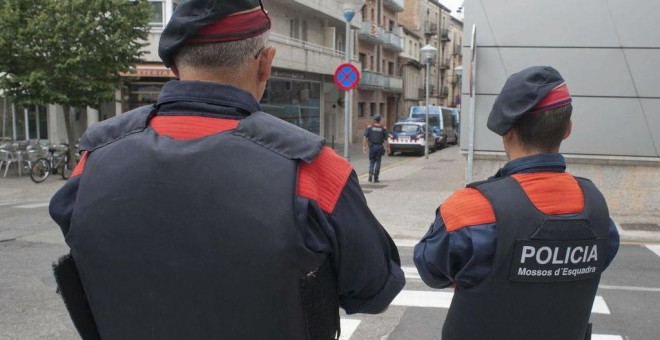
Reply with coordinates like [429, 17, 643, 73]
[387, 121, 436, 156]
[409, 106, 459, 148]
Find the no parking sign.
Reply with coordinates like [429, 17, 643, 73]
[334, 63, 360, 91]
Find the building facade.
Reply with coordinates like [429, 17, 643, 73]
[462, 0, 660, 220]
[1, 0, 463, 151]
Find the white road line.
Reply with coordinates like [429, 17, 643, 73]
[14, 202, 50, 209]
[339, 319, 360, 340]
[390, 290, 611, 314]
[391, 290, 454, 308]
[393, 239, 418, 248]
[591, 296, 611, 314]
[599, 284, 660, 292]
[646, 245, 660, 258]
[402, 266, 421, 280]
[592, 335, 623, 340]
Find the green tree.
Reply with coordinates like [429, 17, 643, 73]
[0, 0, 151, 166]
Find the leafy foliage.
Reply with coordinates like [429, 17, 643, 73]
[0, 0, 151, 108]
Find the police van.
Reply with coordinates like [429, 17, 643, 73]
[409, 106, 459, 148]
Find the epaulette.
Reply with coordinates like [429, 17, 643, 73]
[440, 188, 496, 232]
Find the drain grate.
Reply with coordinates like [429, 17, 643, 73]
[620, 223, 660, 231]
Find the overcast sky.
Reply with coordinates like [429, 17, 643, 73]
[440, 0, 464, 19]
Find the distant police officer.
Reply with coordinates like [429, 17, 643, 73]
[414, 66, 620, 340]
[49, 1, 405, 339]
[363, 114, 388, 183]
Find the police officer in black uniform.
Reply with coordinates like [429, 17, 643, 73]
[49, 1, 405, 339]
[363, 114, 388, 183]
[414, 66, 620, 340]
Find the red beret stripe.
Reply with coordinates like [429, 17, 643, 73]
[187, 8, 271, 44]
[529, 83, 572, 113]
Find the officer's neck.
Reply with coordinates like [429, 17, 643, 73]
[503, 129, 558, 161]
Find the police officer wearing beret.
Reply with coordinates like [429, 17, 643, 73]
[363, 114, 389, 182]
[414, 66, 620, 340]
[49, 1, 405, 339]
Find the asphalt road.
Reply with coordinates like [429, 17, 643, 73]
[1, 145, 658, 339]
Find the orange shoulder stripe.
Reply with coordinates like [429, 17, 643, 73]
[150, 115, 239, 140]
[71, 151, 89, 177]
[297, 147, 353, 214]
[512, 172, 584, 215]
[441, 188, 495, 232]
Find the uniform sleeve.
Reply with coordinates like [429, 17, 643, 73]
[363, 126, 369, 137]
[414, 209, 497, 289]
[296, 147, 404, 314]
[49, 152, 88, 237]
[49, 175, 82, 237]
[605, 218, 620, 268]
[327, 174, 405, 314]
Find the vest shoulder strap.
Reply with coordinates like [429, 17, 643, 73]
[234, 111, 325, 163]
[79, 104, 156, 152]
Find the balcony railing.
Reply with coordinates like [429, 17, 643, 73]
[359, 70, 403, 91]
[440, 28, 450, 42]
[439, 58, 450, 70]
[359, 21, 382, 44]
[381, 30, 403, 52]
[425, 22, 438, 36]
[383, 0, 404, 12]
[269, 32, 344, 58]
[359, 22, 403, 51]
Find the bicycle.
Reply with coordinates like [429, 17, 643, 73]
[30, 146, 74, 183]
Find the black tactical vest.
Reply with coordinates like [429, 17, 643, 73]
[67, 106, 339, 339]
[442, 176, 610, 340]
[367, 124, 385, 144]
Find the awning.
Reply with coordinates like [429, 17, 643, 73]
[120, 63, 176, 78]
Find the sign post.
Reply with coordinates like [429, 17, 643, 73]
[334, 63, 360, 159]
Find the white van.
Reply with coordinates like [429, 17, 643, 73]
[409, 106, 458, 148]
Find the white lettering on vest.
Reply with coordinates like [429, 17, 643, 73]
[521, 246, 535, 264]
[536, 247, 552, 264]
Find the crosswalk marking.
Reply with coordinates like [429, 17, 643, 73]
[339, 319, 360, 340]
[646, 245, 660, 258]
[391, 290, 453, 308]
[390, 289, 611, 314]
[591, 296, 611, 314]
[402, 266, 421, 280]
[14, 202, 50, 209]
[592, 335, 623, 340]
[393, 239, 419, 248]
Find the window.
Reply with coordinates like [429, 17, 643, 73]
[388, 62, 395, 75]
[370, 103, 376, 117]
[359, 53, 367, 70]
[380, 103, 385, 117]
[358, 102, 365, 118]
[149, 0, 165, 28]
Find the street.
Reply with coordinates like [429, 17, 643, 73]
[1, 146, 659, 339]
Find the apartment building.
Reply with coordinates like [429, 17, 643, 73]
[354, 0, 405, 140]
[447, 16, 463, 108]
[398, 26, 424, 118]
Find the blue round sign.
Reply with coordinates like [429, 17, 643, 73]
[334, 63, 360, 91]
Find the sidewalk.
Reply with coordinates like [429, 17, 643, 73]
[1, 143, 657, 243]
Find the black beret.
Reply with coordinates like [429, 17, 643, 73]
[159, 0, 270, 67]
[487, 66, 568, 136]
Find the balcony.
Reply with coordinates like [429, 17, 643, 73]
[359, 21, 382, 45]
[269, 32, 345, 75]
[418, 85, 436, 99]
[439, 58, 450, 70]
[440, 28, 450, 42]
[381, 29, 403, 52]
[359, 22, 403, 52]
[383, 0, 404, 12]
[425, 23, 438, 36]
[359, 70, 403, 92]
[439, 86, 449, 98]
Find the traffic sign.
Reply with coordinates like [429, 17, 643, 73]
[334, 63, 360, 91]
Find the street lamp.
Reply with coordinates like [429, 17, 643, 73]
[420, 44, 437, 159]
[342, 0, 364, 159]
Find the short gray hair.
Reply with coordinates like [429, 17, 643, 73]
[173, 31, 269, 70]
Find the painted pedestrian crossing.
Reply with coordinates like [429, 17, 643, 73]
[338, 243, 627, 340]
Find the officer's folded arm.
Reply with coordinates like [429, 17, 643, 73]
[328, 174, 406, 314]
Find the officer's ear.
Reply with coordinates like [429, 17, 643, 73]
[257, 47, 277, 82]
[562, 120, 573, 141]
